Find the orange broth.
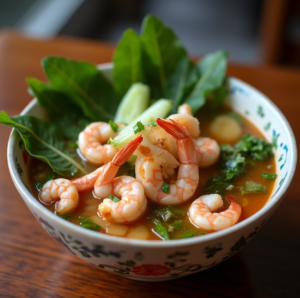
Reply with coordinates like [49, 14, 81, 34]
[28, 107, 276, 241]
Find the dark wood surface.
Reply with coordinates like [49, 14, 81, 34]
[0, 30, 299, 298]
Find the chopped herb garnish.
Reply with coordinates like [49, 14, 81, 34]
[108, 195, 121, 202]
[80, 217, 101, 231]
[154, 222, 170, 240]
[57, 213, 73, 220]
[70, 140, 78, 148]
[148, 120, 157, 126]
[133, 121, 145, 134]
[154, 208, 176, 222]
[181, 232, 196, 238]
[221, 153, 246, 180]
[172, 220, 182, 229]
[36, 171, 55, 191]
[240, 181, 267, 195]
[203, 175, 231, 196]
[261, 172, 277, 180]
[161, 182, 170, 194]
[109, 120, 119, 132]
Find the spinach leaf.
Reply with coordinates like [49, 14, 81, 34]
[154, 222, 170, 240]
[27, 78, 90, 140]
[141, 15, 188, 99]
[36, 171, 55, 191]
[235, 134, 273, 160]
[80, 217, 101, 231]
[184, 50, 228, 113]
[202, 175, 231, 196]
[261, 172, 277, 179]
[113, 29, 144, 101]
[240, 181, 267, 195]
[0, 111, 87, 176]
[42, 57, 118, 122]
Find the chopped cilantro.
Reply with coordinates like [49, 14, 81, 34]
[261, 172, 277, 180]
[235, 134, 273, 160]
[154, 208, 176, 222]
[109, 120, 119, 132]
[108, 195, 121, 202]
[203, 175, 231, 196]
[161, 182, 170, 194]
[57, 213, 73, 220]
[148, 120, 157, 126]
[154, 222, 170, 240]
[36, 171, 55, 191]
[240, 181, 267, 195]
[221, 153, 246, 180]
[80, 217, 101, 231]
[133, 121, 145, 134]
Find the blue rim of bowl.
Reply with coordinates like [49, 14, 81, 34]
[7, 64, 298, 248]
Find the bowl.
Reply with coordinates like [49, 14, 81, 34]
[7, 63, 297, 281]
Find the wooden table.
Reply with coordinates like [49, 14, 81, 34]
[0, 30, 299, 298]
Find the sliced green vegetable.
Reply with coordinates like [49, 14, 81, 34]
[161, 182, 170, 194]
[180, 232, 196, 238]
[109, 120, 119, 133]
[172, 220, 182, 229]
[80, 217, 101, 231]
[113, 29, 144, 101]
[36, 171, 55, 191]
[27, 78, 91, 140]
[148, 121, 157, 127]
[185, 50, 228, 114]
[114, 83, 150, 124]
[154, 222, 170, 240]
[241, 181, 267, 195]
[109, 99, 172, 148]
[261, 172, 277, 180]
[57, 213, 73, 220]
[0, 111, 87, 176]
[133, 121, 145, 134]
[42, 57, 118, 121]
[108, 195, 121, 202]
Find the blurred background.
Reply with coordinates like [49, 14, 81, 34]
[0, 0, 299, 66]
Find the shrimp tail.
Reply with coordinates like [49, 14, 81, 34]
[112, 135, 143, 166]
[157, 118, 189, 140]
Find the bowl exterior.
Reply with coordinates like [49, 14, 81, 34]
[7, 66, 297, 281]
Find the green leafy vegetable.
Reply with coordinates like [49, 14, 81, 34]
[180, 232, 196, 238]
[80, 217, 101, 231]
[36, 171, 55, 191]
[185, 50, 228, 113]
[42, 57, 118, 122]
[221, 153, 246, 180]
[108, 195, 121, 202]
[240, 181, 267, 195]
[261, 172, 277, 180]
[202, 175, 231, 196]
[154, 208, 176, 222]
[172, 220, 182, 229]
[161, 182, 170, 194]
[113, 29, 144, 101]
[109, 120, 119, 133]
[154, 222, 170, 240]
[27, 78, 90, 140]
[57, 213, 73, 220]
[70, 140, 78, 148]
[0, 111, 87, 176]
[148, 121, 157, 126]
[133, 121, 145, 134]
[236, 134, 273, 160]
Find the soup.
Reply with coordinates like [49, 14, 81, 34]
[28, 105, 276, 241]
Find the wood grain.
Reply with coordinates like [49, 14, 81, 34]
[0, 30, 299, 298]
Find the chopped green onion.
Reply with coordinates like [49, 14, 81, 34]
[80, 217, 101, 231]
[154, 222, 169, 240]
[36, 171, 55, 191]
[109, 120, 119, 132]
[133, 121, 145, 134]
[108, 195, 121, 202]
[261, 172, 277, 179]
[181, 232, 196, 238]
[148, 121, 157, 127]
[161, 182, 170, 194]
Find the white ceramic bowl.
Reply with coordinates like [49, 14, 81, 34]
[7, 64, 297, 281]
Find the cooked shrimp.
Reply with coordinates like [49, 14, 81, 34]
[193, 137, 220, 168]
[189, 195, 241, 231]
[39, 179, 79, 214]
[178, 103, 193, 115]
[78, 122, 124, 165]
[136, 118, 199, 205]
[94, 135, 147, 223]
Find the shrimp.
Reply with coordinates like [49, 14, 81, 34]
[178, 104, 220, 167]
[78, 122, 124, 165]
[193, 137, 220, 168]
[189, 195, 241, 231]
[135, 118, 199, 205]
[94, 135, 147, 223]
[39, 179, 79, 214]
